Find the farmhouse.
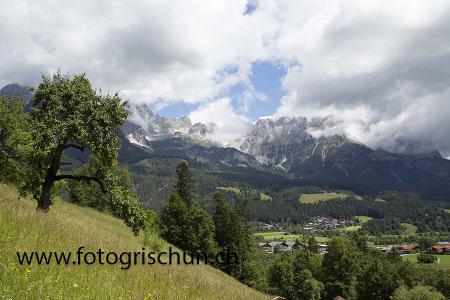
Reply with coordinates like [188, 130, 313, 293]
[259, 241, 298, 253]
[376, 245, 394, 253]
[428, 244, 450, 254]
[318, 244, 328, 254]
[397, 243, 417, 254]
[280, 241, 296, 252]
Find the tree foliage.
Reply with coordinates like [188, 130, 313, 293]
[417, 253, 437, 264]
[159, 192, 193, 250]
[322, 237, 360, 299]
[175, 161, 194, 207]
[0, 96, 32, 182]
[213, 192, 255, 281]
[392, 284, 445, 300]
[0, 72, 146, 234]
[23, 72, 129, 210]
[159, 162, 216, 255]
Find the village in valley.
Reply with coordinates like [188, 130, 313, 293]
[253, 216, 450, 266]
[257, 239, 450, 256]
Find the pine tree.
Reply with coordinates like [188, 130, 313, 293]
[213, 192, 233, 249]
[235, 197, 251, 226]
[160, 163, 215, 256]
[159, 192, 192, 250]
[213, 192, 254, 280]
[188, 205, 216, 256]
[175, 161, 193, 207]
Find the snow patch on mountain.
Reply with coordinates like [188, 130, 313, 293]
[123, 104, 351, 172]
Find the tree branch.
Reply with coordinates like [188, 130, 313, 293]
[55, 174, 107, 193]
[64, 143, 85, 151]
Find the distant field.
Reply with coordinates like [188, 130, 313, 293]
[355, 216, 373, 223]
[253, 231, 285, 238]
[445, 209, 450, 214]
[254, 231, 301, 241]
[339, 226, 362, 232]
[335, 190, 363, 200]
[401, 223, 418, 235]
[402, 254, 450, 270]
[259, 193, 272, 201]
[216, 186, 241, 194]
[315, 236, 330, 243]
[253, 231, 330, 243]
[299, 192, 348, 204]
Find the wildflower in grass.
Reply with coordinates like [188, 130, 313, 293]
[25, 268, 30, 273]
[73, 283, 78, 288]
[144, 292, 152, 300]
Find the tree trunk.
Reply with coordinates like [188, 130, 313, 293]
[36, 144, 65, 212]
[37, 177, 54, 211]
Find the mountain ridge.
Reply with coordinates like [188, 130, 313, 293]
[2, 83, 450, 200]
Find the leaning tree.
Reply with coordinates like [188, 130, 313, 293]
[9, 71, 146, 233]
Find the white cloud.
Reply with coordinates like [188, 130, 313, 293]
[269, 0, 450, 156]
[0, 0, 276, 106]
[1, 0, 450, 155]
[188, 98, 251, 146]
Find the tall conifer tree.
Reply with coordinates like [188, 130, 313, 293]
[175, 161, 193, 207]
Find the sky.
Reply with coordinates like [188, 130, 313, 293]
[1, 0, 450, 156]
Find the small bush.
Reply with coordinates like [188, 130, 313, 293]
[393, 285, 445, 300]
[144, 228, 165, 252]
[417, 253, 437, 264]
[143, 210, 165, 252]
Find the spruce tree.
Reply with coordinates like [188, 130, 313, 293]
[159, 192, 192, 250]
[213, 192, 232, 249]
[188, 205, 216, 256]
[175, 161, 193, 207]
[213, 192, 254, 280]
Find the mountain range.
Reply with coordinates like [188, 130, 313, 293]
[2, 83, 450, 200]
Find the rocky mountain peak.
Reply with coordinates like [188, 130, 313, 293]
[0, 84, 34, 110]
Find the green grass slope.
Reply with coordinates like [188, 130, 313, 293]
[299, 190, 363, 204]
[402, 254, 450, 270]
[0, 183, 268, 300]
[299, 192, 347, 204]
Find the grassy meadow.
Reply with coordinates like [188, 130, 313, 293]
[401, 223, 418, 235]
[253, 231, 330, 243]
[259, 193, 272, 201]
[402, 254, 450, 270]
[355, 215, 373, 223]
[215, 186, 240, 194]
[339, 226, 362, 232]
[299, 190, 362, 204]
[254, 231, 301, 241]
[0, 183, 268, 300]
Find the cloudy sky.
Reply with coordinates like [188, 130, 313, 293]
[1, 0, 450, 156]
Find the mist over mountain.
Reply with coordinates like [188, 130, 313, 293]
[120, 101, 450, 200]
